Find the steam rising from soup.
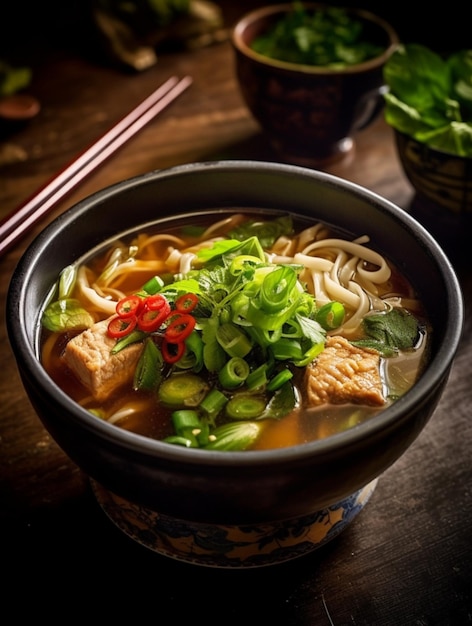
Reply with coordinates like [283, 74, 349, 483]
[40, 212, 430, 451]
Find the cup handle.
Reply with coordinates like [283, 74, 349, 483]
[352, 85, 388, 132]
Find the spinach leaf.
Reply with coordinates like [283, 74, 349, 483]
[383, 44, 472, 156]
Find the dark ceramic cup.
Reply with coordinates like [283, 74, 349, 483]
[232, 3, 399, 166]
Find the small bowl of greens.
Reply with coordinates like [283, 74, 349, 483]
[232, 2, 399, 166]
[383, 44, 472, 215]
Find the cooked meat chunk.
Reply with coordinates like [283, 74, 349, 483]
[306, 335, 385, 407]
[63, 319, 143, 401]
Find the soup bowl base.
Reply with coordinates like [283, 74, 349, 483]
[91, 478, 378, 568]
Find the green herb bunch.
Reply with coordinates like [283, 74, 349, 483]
[383, 44, 472, 157]
[250, 3, 384, 68]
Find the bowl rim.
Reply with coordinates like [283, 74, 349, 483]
[231, 2, 400, 76]
[394, 128, 472, 162]
[7, 160, 464, 468]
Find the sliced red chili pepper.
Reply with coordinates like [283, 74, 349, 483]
[137, 306, 170, 333]
[116, 295, 143, 318]
[108, 315, 137, 338]
[164, 313, 196, 343]
[175, 293, 198, 313]
[161, 339, 185, 364]
[145, 293, 171, 312]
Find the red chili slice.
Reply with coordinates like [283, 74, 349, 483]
[161, 339, 185, 364]
[146, 294, 171, 312]
[115, 295, 143, 318]
[164, 314, 196, 343]
[108, 315, 137, 338]
[175, 293, 198, 313]
[137, 306, 170, 333]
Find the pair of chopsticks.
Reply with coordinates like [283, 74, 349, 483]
[0, 75, 192, 258]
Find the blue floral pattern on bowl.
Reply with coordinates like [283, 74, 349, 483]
[92, 478, 378, 568]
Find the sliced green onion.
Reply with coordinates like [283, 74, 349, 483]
[260, 327, 282, 345]
[270, 338, 304, 361]
[267, 368, 293, 392]
[176, 330, 203, 371]
[230, 293, 251, 326]
[204, 421, 263, 451]
[246, 297, 299, 331]
[171, 409, 201, 434]
[260, 266, 297, 313]
[200, 388, 228, 419]
[163, 435, 199, 448]
[246, 363, 269, 390]
[229, 255, 263, 276]
[158, 373, 208, 407]
[316, 301, 345, 330]
[141, 275, 165, 295]
[293, 341, 325, 366]
[201, 316, 227, 372]
[195, 418, 211, 446]
[295, 292, 316, 317]
[216, 322, 252, 358]
[224, 236, 266, 263]
[167, 410, 210, 448]
[281, 319, 303, 338]
[218, 357, 250, 389]
[58, 264, 77, 299]
[225, 393, 266, 419]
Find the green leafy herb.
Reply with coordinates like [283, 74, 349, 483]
[262, 380, 298, 420]
[41, 299, 95, 332]
[195, 239, 243, 263]
[383, 44, 472, 156]
[352, 307, 421, 357]
[251, 3, 384, 68]
[228, 215, 293, 249]
[133, 338, 163, 391]
[41, 264, 94, 333]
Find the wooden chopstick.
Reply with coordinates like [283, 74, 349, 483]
[0, 75, 192, 258]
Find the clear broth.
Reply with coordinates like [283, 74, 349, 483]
[40, 212, 431, 450]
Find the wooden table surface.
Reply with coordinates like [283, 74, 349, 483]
[1, 3, 471, 623]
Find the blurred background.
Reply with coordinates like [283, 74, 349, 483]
[0, 0, 468, 66]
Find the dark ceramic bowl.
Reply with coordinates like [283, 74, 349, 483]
[393, 131, 472, 265]
[7, 161, 463, 567]
[394, 130, 472, 215]
[232, 3, 399, 166]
